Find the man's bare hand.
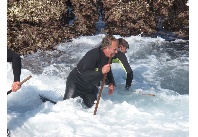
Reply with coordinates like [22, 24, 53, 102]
[12, 81, 21, 92]
[108, 83, 114, 95]
[102, 64, 111, 74]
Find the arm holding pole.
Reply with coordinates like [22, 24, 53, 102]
[7, 75, 32, 95]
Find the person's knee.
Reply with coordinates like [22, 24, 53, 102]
[84, 100, 95, 108]
[64, 82, 76, 100]
[83, 95, 96, 108]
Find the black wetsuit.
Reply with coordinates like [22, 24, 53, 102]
[111, 51, 133, 89]
[63, 46, 114, 108]
[7, 49, 21, 82]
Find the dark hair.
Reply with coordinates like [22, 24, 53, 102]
[100, 35, 117, 50]
[118, 38, 129, 49]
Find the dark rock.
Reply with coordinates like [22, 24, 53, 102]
[7, 0, 188, 55]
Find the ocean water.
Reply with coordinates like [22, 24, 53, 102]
[7, 34, 189, 137]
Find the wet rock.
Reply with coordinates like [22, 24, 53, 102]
[7, 0, 188, 55]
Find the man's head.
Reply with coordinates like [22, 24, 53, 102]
[101, 35, 118, 57]
[118, 38, 129, 53]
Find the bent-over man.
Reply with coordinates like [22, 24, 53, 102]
[111, 38, 133, 90]
[63, 35, 118, 108]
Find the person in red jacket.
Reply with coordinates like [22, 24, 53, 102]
[7, 48, 22, 92]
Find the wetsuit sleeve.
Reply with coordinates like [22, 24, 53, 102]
[106, 67, 115, 85]
[126, 71, 133, 88]
[116, 52, 133, 88]
[7, 49, 22, 82]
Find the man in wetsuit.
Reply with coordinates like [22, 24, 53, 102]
[63, 35, 118, 108]
[7, 48, 22, 92]
[111, 38, 133, 90]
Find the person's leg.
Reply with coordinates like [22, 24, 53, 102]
[63, 77, 77, 100]
[82, 87, 99, 108]
[7, 129, 10, 137]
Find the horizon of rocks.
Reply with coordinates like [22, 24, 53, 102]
[7, 0, 189, 55]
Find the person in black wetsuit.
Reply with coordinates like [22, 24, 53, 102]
[111, 38, 133, 90]
[7, 48, 22, 136]
[7, 48, 22, 92]
[63, 35, 118, 108]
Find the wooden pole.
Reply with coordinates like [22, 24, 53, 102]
[142, 93, 155, 96]
[94, 55, 112, 115]
[7, 75, 32, 95]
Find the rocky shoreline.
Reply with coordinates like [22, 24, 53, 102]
[7, 0, 189, 55]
